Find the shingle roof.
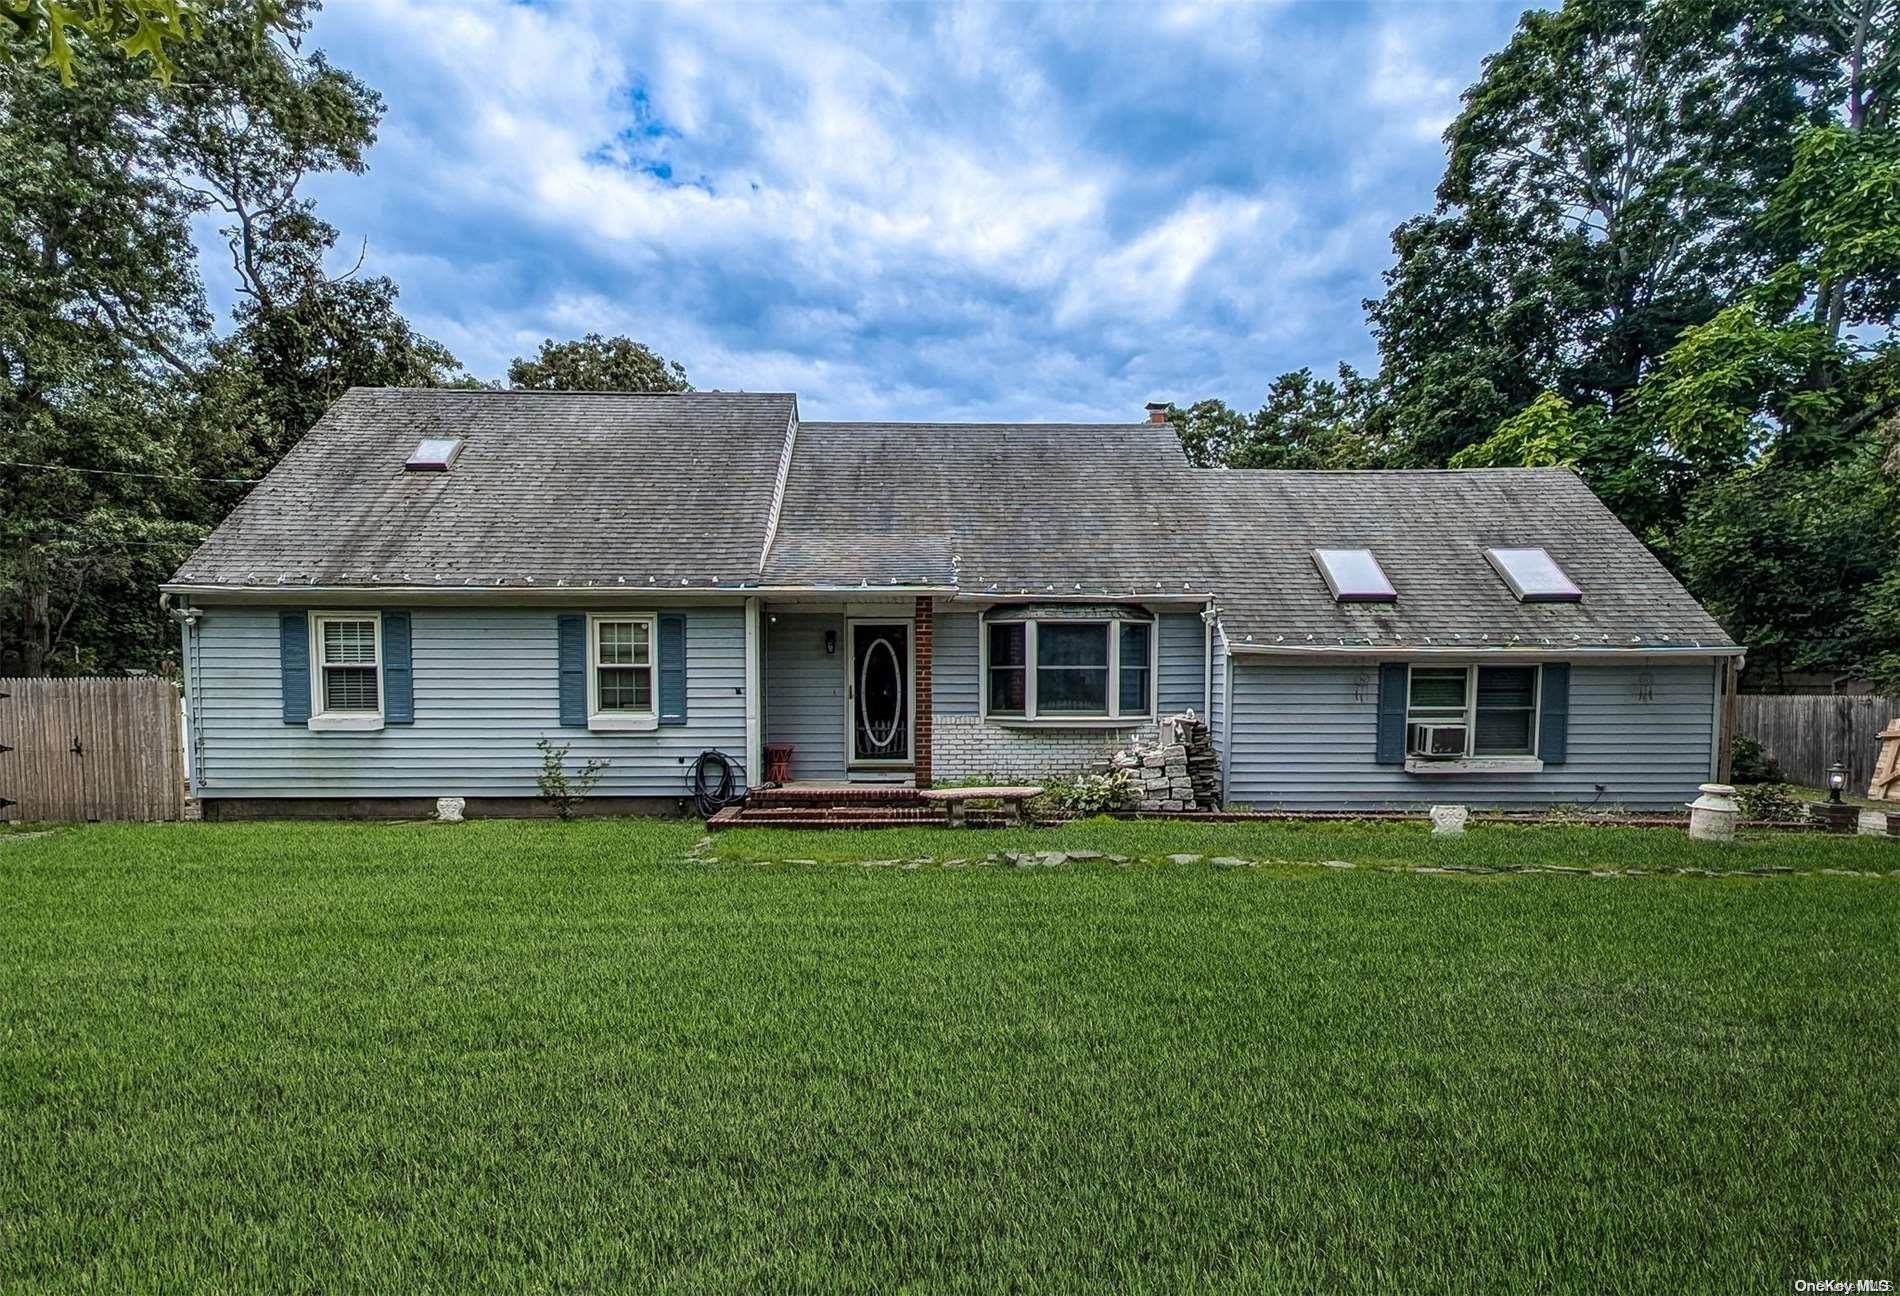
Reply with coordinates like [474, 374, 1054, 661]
[171, 388, 797, 590]
[170, 390, 1737, 651]
[1196, 469, 1735, 650]
[763, 421, 1216, 591]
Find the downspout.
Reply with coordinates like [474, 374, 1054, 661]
[743, 597, 763, 791]
[161, 593, 204, 793]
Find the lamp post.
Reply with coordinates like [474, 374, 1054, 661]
[1814, 759, 1856, 833]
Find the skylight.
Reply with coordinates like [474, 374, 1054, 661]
[404, 437, 463, 472]
[1312, 548, 1396, 602]
[1485, 547, 1582, 602]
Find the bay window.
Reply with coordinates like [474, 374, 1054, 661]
[982, 608, 1154, 722]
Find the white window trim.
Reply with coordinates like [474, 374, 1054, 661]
[980, 615, 1156, 725]
[308, 611, 384, 732]
[587, 612, 660, 732]
[1403, 662, 1543, 768]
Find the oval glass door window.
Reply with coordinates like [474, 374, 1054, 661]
[852, 625, 909, 762]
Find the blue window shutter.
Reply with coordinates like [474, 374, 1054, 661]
[1375, 662, 1407, 764]
[1539, 663, 1570, 764]
[659, 614, 687, 726]
[558, 615, 587, 727]
[279, 612, 310, 725]
[383, 611, 414, 724]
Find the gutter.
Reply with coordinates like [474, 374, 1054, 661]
[1227, 642, 1746, 661]
[160, 582, 960, 605]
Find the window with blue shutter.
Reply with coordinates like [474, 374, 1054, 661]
[383, 611, 414, 724]
[280, 611, 310, 725]
[658, 614, 687, 726]
[1374, 663, 1407, 764]
[1538, 663, 1571, 764]
[557, 614, 587, 727]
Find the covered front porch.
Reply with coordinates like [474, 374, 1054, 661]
[759, 595, 937, 789]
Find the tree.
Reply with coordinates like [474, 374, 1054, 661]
[1167, 366, 1386, 470]
[508, 334, 690, 393]
[0, 0, 463, 674]
[2, 0, 204, 86]
[1369, 0, 1823, 465]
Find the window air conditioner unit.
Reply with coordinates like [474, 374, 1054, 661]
[1407, 722, 1468, 759]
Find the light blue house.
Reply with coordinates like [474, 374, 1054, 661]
[162, 389, 1743, 817]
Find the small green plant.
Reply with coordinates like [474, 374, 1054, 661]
[535, 739, 609, 820]
[1046, 770, 1139, 816]
[1728, 736, 1782, 784]
[1733, 782, 1809, 823]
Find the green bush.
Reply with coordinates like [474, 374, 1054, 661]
[1728, 736, 1783, 784]
[1733, 782, 1809, 822]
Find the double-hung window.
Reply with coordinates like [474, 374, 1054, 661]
[983, 611, 1154, 722]
[310, 612, 383, 730]
[589, 614, 658, 730]
[1405, 664, 1540, 759]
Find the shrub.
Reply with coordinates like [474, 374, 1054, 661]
[536, 739, 610, 820]
[1733, 782, 1809, 823]
[1729, 736, 1783, 785]
[1047, 770, 1139, 816]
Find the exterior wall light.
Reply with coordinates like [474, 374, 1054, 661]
[824, 629, 837, 656]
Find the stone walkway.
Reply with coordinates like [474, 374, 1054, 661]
[691, 843, 1898, 880]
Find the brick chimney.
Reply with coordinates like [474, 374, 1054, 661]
[1145, 401, 1170, 424]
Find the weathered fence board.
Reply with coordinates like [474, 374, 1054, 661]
[0, 677, 186, 822]
[1735, 694, 1900, 793]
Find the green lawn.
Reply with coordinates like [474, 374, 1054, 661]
[2, 819, 1896, 1292]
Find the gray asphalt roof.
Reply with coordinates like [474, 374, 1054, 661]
[1196, 470, 1736, 650]
[170, 389, 1737, 650]
[171, 388, 797, 590]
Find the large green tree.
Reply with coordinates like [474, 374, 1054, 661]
[0, 0, 461, 675]
[507, 333, 690, 393]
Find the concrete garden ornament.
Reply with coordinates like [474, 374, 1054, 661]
[435, 797, 466, 823]
[1430, 805, 1469, 835]
[1688, 784, 1738, 843]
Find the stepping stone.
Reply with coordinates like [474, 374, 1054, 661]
[1211, 856, 1251, 867]
[1066, 850, 1102, 861]
[1320, 860, 1354, 869]
[1167, 854, 1204, 864]
[1038, 852, 1068, 866]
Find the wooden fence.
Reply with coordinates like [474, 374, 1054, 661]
[1735, 693, 1900, 793]
[0, 677, 186, 822]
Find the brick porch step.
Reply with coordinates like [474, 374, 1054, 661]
[746, 785, 925, 810]
[711, 811, 946, 830]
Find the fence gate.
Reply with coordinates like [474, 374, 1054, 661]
[0, 677, 186, 822]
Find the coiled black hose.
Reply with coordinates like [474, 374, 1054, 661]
[691, 749, 745, 818]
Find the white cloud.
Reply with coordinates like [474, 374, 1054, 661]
[276, 0, 1526, 419]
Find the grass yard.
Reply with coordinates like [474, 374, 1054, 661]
[2, 819, 1896, 1292]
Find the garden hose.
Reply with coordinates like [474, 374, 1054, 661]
[690, 749, 745, 818]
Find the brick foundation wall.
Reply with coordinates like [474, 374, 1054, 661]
[913, 596, 934, 788]
[930, 714, 1160, 783]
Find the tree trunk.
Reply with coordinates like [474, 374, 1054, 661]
[20, 583, 50, 677]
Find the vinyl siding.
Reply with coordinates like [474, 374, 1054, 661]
[1157, 611, 1205, 715]
[1224, 657, 1719, 811]
[933, 611, 980, 715]
[763, 612, 846, 780]
[192, 605, 748, 798]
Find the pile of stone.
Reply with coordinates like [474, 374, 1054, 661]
[1095, 712, 1221, 812]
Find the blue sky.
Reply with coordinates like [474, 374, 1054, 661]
[262, 0, 1529, 421]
